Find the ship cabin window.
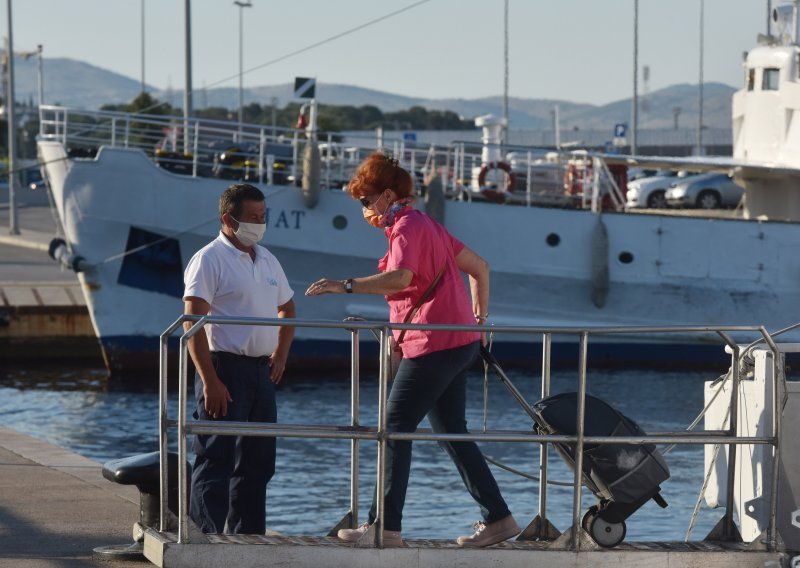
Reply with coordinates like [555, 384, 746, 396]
[747, 68, 755, 91]
[762, 68, 780, 90]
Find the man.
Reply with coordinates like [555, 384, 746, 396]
[183, 183, 295, 534]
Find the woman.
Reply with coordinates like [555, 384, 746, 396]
[305, 152, 518, 547]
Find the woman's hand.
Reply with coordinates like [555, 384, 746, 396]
[305, 278, 345, 296]
[305, 269, 412, 297]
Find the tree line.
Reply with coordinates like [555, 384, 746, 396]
[101, 92, 475, 132]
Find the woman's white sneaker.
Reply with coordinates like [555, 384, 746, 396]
[456, 515, 520, 547]
[337, 522, 403, 547]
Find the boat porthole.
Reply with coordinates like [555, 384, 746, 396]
[333, 215, 348, 230]
[619, 251, 634, 264]
[546, 233, 560, 247]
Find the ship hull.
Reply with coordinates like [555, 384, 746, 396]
[39, 141, 800, 376]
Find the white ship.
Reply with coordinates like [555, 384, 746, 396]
[36, 4, 800, 376]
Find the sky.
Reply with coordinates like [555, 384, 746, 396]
[2, 0, 772, 106]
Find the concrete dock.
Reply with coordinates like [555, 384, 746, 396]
[0, 426, 149, 567]
[0, 200, 153, 565]
[0, 202, 100, 362]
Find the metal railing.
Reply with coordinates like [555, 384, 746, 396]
[156, 318, 784, 551]
[39, 105, 625, 213]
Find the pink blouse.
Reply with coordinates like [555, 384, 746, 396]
[378, 208, 480, 358]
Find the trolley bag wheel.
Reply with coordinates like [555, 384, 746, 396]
[581, 505, 598, 532]
[582, 510, 626, 548]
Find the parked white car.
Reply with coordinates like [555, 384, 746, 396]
[626, 170, 682, 209]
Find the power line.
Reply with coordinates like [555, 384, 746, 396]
[203, 0, 432, 91]
[131, 0, 433, 115]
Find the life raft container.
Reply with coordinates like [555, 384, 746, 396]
[478, 161, 515, 202]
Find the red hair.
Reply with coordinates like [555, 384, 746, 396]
[347, 152, 413, 200]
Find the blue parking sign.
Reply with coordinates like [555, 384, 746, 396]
[614, 123, 627, 138]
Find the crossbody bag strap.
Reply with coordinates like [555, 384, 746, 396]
[396, 263, 447, 346]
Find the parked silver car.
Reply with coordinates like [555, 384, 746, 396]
[664, 173, 745, 209]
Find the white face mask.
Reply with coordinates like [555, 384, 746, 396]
[231, 216, 266, 247]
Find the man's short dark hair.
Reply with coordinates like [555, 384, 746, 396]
[220, 184, 265, 222]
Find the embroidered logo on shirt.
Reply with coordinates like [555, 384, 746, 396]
[267, 278, 278, 287]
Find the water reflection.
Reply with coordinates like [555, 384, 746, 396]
[0, 362, 723, 542]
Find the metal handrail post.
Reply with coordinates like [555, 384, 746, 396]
[291, 132, 299, 183]
[722, 343, 741, 539]
[339, 142, 345, 184]
[159, 316, 185, 531]
[375, 327, 390, 547]
[326, 133, 333, 190]
[350, 330, 361, 526]
[537, 332, 552, 529]
[192, 122, 199, 178]
[111, 117, 117, 147]
[570, 331, 589, 550]
[460, 144, 467, 195]
[442, 147, 450, 197]
[258, 128, 265, 183]
[177, 318, 206, 543]
[62, 108, 68, 146]
[761, 327, 782, 551]
[526, 151, 532, 207]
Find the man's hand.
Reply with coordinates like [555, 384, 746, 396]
[269, 352, 288, 384]
[203, 375, 233, 419]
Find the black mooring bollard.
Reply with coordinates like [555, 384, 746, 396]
[93, 451, 190, 560]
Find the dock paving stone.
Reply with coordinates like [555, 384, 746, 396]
[0, 426, 147, 568]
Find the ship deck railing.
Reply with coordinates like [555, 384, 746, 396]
[37, 105, 625, 212]
[156, 316, 788, 552]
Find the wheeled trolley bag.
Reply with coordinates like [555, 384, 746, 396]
[479, 347, 669, 547]
[532, 392, 670, 547]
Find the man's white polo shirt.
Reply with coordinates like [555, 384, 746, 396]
[183, 232, 294, 357]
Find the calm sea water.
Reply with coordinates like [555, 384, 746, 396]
[0, 362, 724, 542]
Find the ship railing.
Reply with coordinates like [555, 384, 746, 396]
[36, 105, 440, 188]
[38, 105, 630, 211]
[425, 139, 627, 212]
[157, 318, 784, 551]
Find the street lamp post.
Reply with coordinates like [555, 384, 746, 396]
[183, 0, 192, 155]
[141, 0, 145, 93]
[697, 0, 705, 156]
[6, 0, 19, 235]
[631, 0, 639, 155]
[234, 0, 252, 137]
[36, 44, 43, 107]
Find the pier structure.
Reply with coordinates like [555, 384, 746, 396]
[141, 316, 797, 568]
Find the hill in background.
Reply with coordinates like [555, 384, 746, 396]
[9, 53, 734, 132]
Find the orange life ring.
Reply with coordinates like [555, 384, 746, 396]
[478, 161, 515, 202]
